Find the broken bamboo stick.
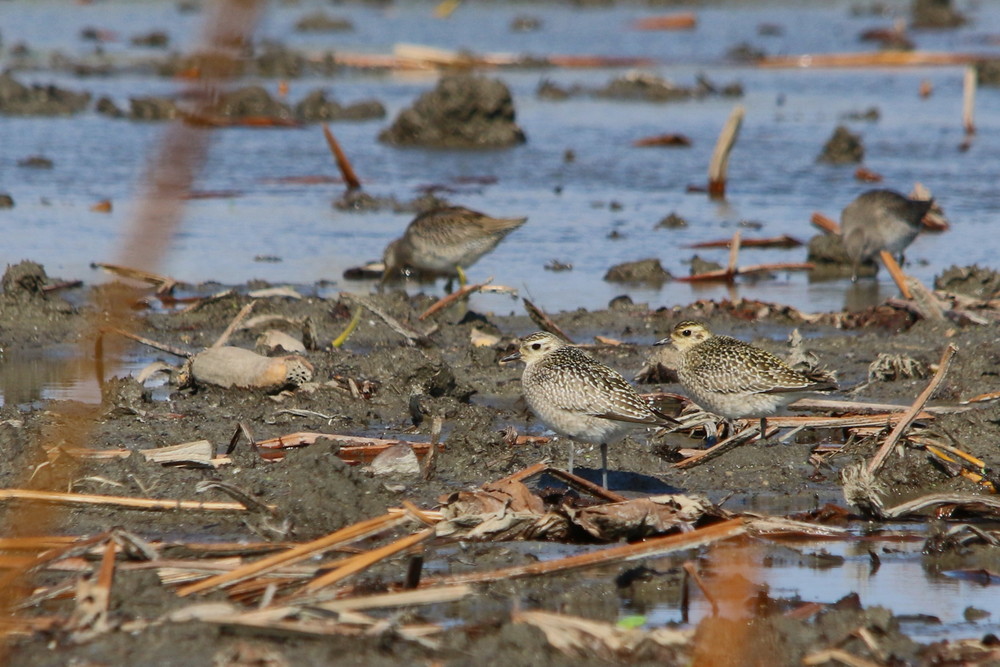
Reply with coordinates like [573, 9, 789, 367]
[879, 251, 912, 299]
[0, 489, 258, 512]
[707, 105, 744, 199]
[322, 124, 362, 190]
[963, 65, 976, 136]
[418, 278, 493, 321]
[810, 212, 840, 235]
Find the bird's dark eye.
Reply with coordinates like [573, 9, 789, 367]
[682, 329, 692, 337]
[531, 343, 541, 350]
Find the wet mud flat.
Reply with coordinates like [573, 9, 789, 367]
[0, 265, 999, 666]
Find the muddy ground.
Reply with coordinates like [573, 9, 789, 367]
[0, 261, 998, 665]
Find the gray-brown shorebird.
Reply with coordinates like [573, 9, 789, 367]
[381, 206, 527, 291]
[840, 189, 934, 280]
[503, 331, 675, 488]
[656, 321, 836, 436]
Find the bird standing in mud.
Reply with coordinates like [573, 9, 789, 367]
[503, 331, 675, 489]
[381, 206, 527, 292]
[656, 321, 837, 438]
[840, 189, 934, 280]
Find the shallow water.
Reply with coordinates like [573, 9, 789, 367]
[3, 0, 1000, 316]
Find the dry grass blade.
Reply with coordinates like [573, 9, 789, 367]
[0, 489, 258, 512]
[423, 518, 745, 587]
[303, 528, 435, 593]
[802, 648, 882, 667]
[523, 298, 574, 343]
[867, 344, 957, 475]
[311, 585, 470, 613]
[514, 609, 691, 661]
[176, 513, 405, 597]
[418, 278, 493, 320]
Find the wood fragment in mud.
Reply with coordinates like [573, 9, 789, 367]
[339, 293, 432, 347]
[905, 275, 945, 320]
[321, 124, 361, 190]
[867, 344, 957, 475]
[212, 301, 256, 349]
[421, 518, 745, 587]
[140, 440, 215, 466]
[0, 489, 260, 512]
[707, 104, 744, 199]
[66, 539, 117, 642]
[418, 278, 493, 320]
[523, 298, 574, 343]
[687, 234, 803, 250]
[176, 513, 407, 597]
[810, 212, 840, 235]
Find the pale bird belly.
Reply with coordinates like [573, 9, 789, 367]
[684, 385, 794, 420]
[529, 401, 634, 444]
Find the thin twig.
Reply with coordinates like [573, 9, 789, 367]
[418, 279, 493, 321]
[867, 344, 957, 475]
[0, 489, 259, 512]
[102, 326, 191, 359]
[212, 301, 256, 349]
[322, 124, 362, 190]
[523, 298, 574, 343]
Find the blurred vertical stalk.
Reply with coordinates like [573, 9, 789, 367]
[0, 0, 264, 657]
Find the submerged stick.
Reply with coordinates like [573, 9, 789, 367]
[962, 65, 976, 136]
[418, 279, 493, 321]
[322, 124, 361, 190]
[424, 518, 745, 586]
[707, 104, 744, 199]
[867, 344, 957, 475]
[879, 251, 912, 300]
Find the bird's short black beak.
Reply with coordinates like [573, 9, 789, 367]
[500, 351, 521, 363]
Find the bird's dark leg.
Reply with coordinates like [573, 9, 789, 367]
[567, 440, 574, 475]
[759, 417, 767, 439]
[600, 442, 608, 489]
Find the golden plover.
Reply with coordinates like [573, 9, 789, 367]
[841, 189, 933, 280]
[656, 320, 836, 436]
[502, 331, 674, 488]
[381, 206, 527, 291]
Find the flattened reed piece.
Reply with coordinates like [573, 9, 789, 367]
[867, 343, 957, 475]
[420, 518, 745, 587]
[140, 440, 215, 466]
[0, 489, 258, 512]
[302, 528, 436, 593]
[176, 513, 406, 597]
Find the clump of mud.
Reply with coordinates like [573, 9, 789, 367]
[934, 264, 1000, 299]
[379, 74, 526, 148]
[604, 258, 672, 285]
[817, 125, 864, 164]
[0, 72, 90, 116]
